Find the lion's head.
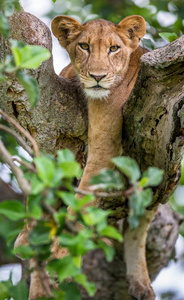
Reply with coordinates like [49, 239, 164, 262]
[51, 15, 146, 99]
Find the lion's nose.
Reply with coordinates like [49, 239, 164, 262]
[89, 73, 107, 82]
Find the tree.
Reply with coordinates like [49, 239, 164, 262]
[0, 2, 184, 300]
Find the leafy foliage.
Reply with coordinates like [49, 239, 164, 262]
[0, 146, 163, 299]
[159, 32, 179, 42]
[0, 9, 51, 107]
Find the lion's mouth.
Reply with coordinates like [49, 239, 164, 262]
[93, 85, 101, 89]
[90, 85, 108, 90]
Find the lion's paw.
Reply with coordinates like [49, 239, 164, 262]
[127, 275, 155, 300]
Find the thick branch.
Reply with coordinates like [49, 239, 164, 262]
[0, 10, 88, 165]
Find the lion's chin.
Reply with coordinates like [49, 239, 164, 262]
[84, 87, 110, 100]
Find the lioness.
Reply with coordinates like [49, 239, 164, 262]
[51, 15, 155, 300]
[15, 15, 155, 300]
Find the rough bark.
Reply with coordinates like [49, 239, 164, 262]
[0, 9, 184, 299]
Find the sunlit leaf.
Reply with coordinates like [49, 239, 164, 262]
[57, 191, 78, 210]
[141, 167, 163, 187]
[82, 207, 110, 226]
[159, 32, 178, 43]
[57, 149, 75, 163]
[10, 40, 51, 68]
[0, 282, 9, 300]
[99, 225, 123, 242]
[112, 156, 141, 182]
[34, 156, 55, 184]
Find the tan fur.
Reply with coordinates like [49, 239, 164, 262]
[15, 16, 155, 300]
[52, 15, 155, 300]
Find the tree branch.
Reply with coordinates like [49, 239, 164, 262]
[0, 124, 33, 156]
[74, 186, 134, 198]
[0, 140, 31, 195]
[0, 110, 39, 157]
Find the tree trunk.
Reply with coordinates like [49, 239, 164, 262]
[0, 9, 184, 299]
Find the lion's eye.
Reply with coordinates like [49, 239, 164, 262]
[79, 43, 89, 51]
[109, 46, 119, 52]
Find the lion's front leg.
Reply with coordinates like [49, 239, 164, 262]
[123, 209, 156, 300]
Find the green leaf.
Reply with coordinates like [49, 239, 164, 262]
[58, 229, 96, 256]
[180, 157, 184, 185]
[83, 207, 110, 226]
[159, 32, 178, 42]
[0, 200, 26, 221]
[9, 280, 28, 300]
[112, 156, 141, 182]
[59, 282, 81, 300]
[29, 221, 52, 246]
[54, 208, 67, 227]
[100, 225, 123, 242]
[57, 149, 75, 163]
[59, 161, 82, 179]
[76, 194, 95, 209]
[97, 240, 115, 262]
[34, 156, 55, 184]
[0, 282, 9, 300]
[58, 191, 78, 210]
[47, 256, 80, 282]
[28, 194, 42, 219]
[0, 12, 10, 39]
[75, 274, 96, 297]
[20, 45, 50, 68]
[57, 149, 82, 179]
[128, 188, 152, 229]
[13, 245, 34, 259]
[141, 167, 164, 187]
[0, 278, 28, 300]
[90, 169, 124, 190]
[16, 70, 39, 107]
[10, 40, 51, 68]
[142, 38, 155, 50]
[10, 40, 25, 66]
[30, 175, 45, 195]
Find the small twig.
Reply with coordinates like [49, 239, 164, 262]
[42, 201, 57, 216]
[0, 140, 31, 195]
[0, 109, 39, 157]
[74, 186, 135, 199]
[13, 157, 36, 172]
[0, 124, 33, 156]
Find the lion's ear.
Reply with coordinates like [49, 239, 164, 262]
[117, 15, 146, 51]
[51, 16, 82, 48]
